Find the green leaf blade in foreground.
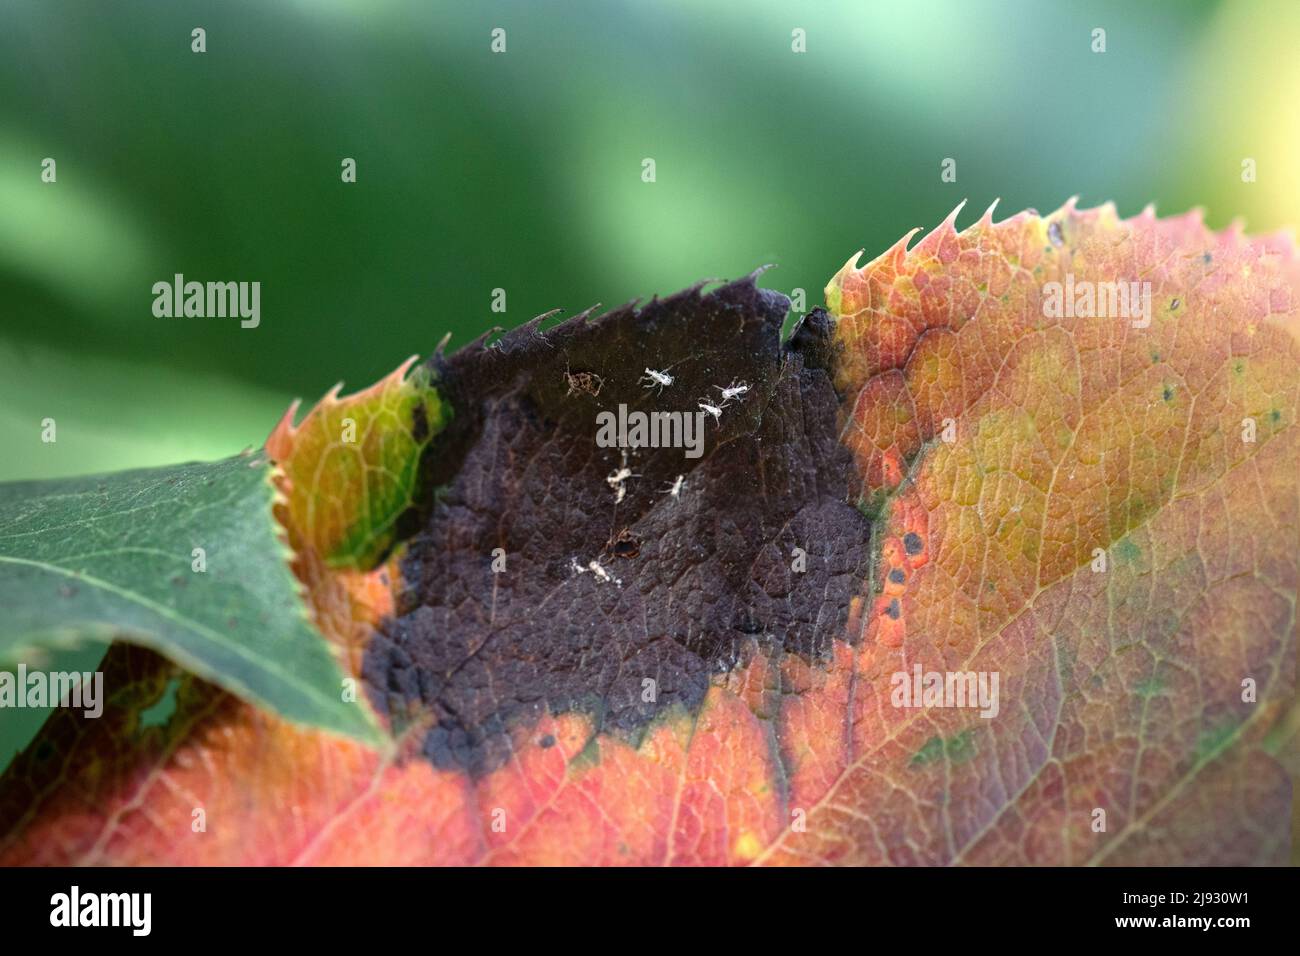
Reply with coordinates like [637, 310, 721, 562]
[0, 454, 381, 743]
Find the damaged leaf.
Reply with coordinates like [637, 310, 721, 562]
[1, 201, 1297, 865]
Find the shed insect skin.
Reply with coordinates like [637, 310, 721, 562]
[698, 401, 724, 423]
[563, 361, 604, 398]
[664, 474, 686, 498]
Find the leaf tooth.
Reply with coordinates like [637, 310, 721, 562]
[652, 278, 717, 310]
[494, 312, 560, 355]
[1179, 205, 1208, 230]
[544, 304, 603, 341]
[591, 297, 642, 326]
[941, 197, 968, 233]
[265, 356, 422, 457]
[911, 200, 967, 258]
[463, 325, 505, 352]
[337, 355, 420, 405]
[885, 227, 923, 269]
[355, 355, 420, 397]
[568, 303, 602, 323]
[266, 398, 303, 458]
[977, 196, 1003, 230]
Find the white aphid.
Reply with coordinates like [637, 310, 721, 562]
[716, 380, 750, 402]
[699, 401, 723, 422]
[607, 453, 635, 503]
[641, 367, 674, 393]
[664, 474, 686, 498]
[571, 556, 620, 586]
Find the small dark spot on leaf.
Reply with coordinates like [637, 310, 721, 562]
[1202, 252, 1212, 264]
[411, 401, 430, 443]
[903, 532, 924, 556]
[1169, 298, 1180, 311]
[539, 734, 556, 749]
[1047, 221, 1063, 247]
[888, 568, 906, 585]
[1162, 385, 1174, 402]
[33, 740, 54, 763]
[884, 599, 901, 620]
[1271, 409, 1281, 422]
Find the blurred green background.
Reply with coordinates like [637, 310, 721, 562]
[4, 0, 1299, 483]
[2, 0, 1299, 763]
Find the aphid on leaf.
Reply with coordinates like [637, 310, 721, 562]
[570, 557, 621, 586]
[716, 380, 750, 402]
[699, 401, 723, 423]
[640, 367, 675, 393]
[606, 451, 636, 503]
[664, 474, 686, 498]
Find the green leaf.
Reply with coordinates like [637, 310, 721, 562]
[0, 454, 381, 743]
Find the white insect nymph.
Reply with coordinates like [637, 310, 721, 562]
[640, 367, 674, 393]
[699, 401, 723, 422]
[664, 474, 686, 498]
[716, 380, 750, 402]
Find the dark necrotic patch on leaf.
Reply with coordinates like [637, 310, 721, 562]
[362, 276, 871, 775]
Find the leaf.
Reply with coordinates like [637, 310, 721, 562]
[775, 199, 1300, 865]
[266, 356, 447, 571]
[0, 454, 380, 744]
[1, 202, 1296, 865]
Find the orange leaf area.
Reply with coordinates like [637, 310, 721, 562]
[802, 200, 1299, 864]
